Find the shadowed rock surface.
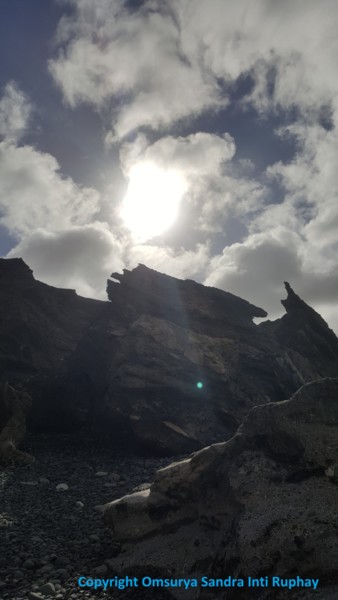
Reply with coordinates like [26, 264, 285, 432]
[0, 382, 33, 465]
[102, 378, 338, 599]
[1, 258, 338, 455]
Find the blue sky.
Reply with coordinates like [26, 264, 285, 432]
[0, 0, 337, 331]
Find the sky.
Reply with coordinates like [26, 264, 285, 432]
[0, 0, 337, 332]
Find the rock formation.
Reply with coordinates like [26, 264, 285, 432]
[1, 258, 338, 456]
[102, 378, 338, 599]
[0, 382, 34, 465]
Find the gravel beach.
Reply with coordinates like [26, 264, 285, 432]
[2, 435, 337, 600]
[0, 433, 172, 600]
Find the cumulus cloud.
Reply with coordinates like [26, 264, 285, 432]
[49, 0, 219, 140]
[7, 223, 123, 299]
[0, 141, 99, 236]
[119, 131, 265, 235]
[0, 81, 120, 299]
[120, 131, 236, 177]
[50, 1, 338, 139]
[174, 0, 338, 116]
[205, 230, 338, 333]
[5, 1, 338, 332]
[125, 241, 210, 282]
[0, 82, 32, 142]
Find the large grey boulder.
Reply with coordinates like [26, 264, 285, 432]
[103, 378, 338, 598]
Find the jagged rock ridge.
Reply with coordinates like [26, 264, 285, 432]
[1, 258, 338, 455]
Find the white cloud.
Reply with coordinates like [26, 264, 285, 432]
[7, 222, 123, 299]
[4, 0, 338, 335]
[125, 241, 210, 282]
[205, 230, 338, 333]
[0, 82, 32, 143]
[50, 0, 338, 140]
[50, 0, 220, 140]
[0, 141, 99, 236]
[262, 121, 338, 271]
[174, 0, 338, 116]
[120, 131, 236, 177]
[119, 131, 265, 234]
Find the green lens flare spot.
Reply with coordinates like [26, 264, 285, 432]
[196, 382, 203, 390]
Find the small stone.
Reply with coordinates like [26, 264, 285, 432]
[39, 582, 56, 596]
[32, 536, 43, 544]
[36, 565, 52, 575]
[55, 569, 69, 579]
[55, 483, 68, 491]
[93, 564, 108, 576]
[20, 481, 39, 486]
[0, 581, 6, 589]
[29, 593, 43, 600]
[75, 501, 84, 509]
[14, 570, 24, 579]
[23, 559, 35, 569]
[89, 534, 100, 543]
[54, 557, 69, 568]
[95, 471, 108, 477]
[39, 478, 50, 484]
[108, 472, 120, 481]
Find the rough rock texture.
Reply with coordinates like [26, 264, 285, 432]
[1, 258, 338, 455]
[260, 282, 338, 380]
[0, 258, 106, 431]
[0, 258, 104, 383]
[0, 382, 34, 465]
[103, 378, 338, 599]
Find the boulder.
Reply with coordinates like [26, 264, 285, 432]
[103, 378, 338, 598]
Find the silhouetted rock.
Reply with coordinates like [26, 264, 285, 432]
[260, 281, 338, 379]
[0, 382, 33, 465]
[103, 378, 338, 598]
[1, 259, 338, 456]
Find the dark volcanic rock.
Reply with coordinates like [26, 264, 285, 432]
[1, 259, 338, 455]
[0, 382, 34, 465]
[0, 258, 105, 430]
[0, 258, 104, 383]
[107, 264, 268, 335]
[103, 378, 338, 599]
[260, 281, 338, 379]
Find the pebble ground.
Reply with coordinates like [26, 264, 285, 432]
[0, 433, 171, 600]
[1, 434, 336, 600]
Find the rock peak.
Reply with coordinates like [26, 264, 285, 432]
[107, 264, 267, 335]
[0, 257, 33, 280]
[281, 281, 308, 312]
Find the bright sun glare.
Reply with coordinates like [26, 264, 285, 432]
[121, 162, 187, 240]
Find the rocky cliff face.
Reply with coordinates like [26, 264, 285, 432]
[1, 258, 338, 455]
[102, 378, 338, 599]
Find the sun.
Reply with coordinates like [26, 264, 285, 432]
[121, 162, 187, 240]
